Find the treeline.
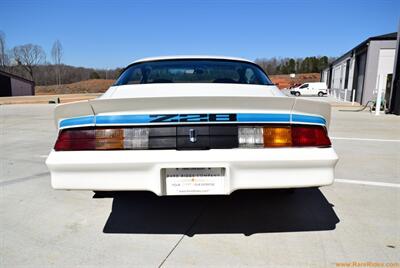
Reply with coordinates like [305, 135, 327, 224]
[2, 64, 122, 86]
[2, 56, 336, 86]
[1, 30, 335, 86]
[255, 56, 335, 75]
[0, 31, 122, 86]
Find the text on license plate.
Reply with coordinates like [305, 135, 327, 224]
[164, 168, 225, 195]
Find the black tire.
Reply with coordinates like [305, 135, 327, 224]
[295, 92, 300, 97]
[318, 92, 324, 97]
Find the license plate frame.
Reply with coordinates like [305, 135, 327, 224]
[163, 167, 226, 195]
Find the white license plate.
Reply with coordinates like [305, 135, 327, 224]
[165, 168, 225, 195]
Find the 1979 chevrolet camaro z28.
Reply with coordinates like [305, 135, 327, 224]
[46, 56, 339, 195]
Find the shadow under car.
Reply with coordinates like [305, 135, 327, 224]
[100, 188, 339, 236]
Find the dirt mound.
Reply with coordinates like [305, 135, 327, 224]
[35, 74, 321, 94]
[36, 79, 115, 95]
[270, 73, 321, 89]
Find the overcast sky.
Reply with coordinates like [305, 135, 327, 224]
[1, 0, 399, 69]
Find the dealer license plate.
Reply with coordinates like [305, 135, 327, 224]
[165, 168, 225, 195]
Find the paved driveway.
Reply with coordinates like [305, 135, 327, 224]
[1, 104, 399, 267]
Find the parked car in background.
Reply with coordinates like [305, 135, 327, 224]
[290, 82, 328, 97]
[289, 83, 302, 89]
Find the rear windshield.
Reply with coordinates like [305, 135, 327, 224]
[114, 59, 273, 85]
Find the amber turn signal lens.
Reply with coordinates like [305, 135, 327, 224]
[263, 127, 292, 147]
[95, 139, 124, 150]
[95, 129, 124, 150]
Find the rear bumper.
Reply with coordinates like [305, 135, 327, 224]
[46, 148, 338, 195]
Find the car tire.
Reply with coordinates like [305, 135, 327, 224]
[295, 92, 300, 96]
[318, 92, 324, 97]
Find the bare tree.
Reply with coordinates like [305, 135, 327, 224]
[51, 40, 63, 85]
[0, 31, 8, 69]
[13, 44, 46, 80]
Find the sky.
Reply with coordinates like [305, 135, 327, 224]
[1, 0, 399, 69]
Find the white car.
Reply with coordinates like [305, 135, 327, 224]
[46, 56, 338, 196]
[290, 82, 328, 97]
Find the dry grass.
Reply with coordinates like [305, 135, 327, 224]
[34, 74, 321, 95]
[36, 79, 115, 95]
[0, 93, 101, 105]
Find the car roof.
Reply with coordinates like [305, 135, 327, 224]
[130, 55, 254, 65]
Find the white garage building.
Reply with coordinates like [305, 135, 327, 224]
[321, 32, 397, 106]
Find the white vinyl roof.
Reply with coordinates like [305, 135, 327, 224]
[130, 55, 254, 65]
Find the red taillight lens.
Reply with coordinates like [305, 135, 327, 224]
[54, 128, 96, 151]
[291, 125, 331, 147]
[54, 127, 149, 151]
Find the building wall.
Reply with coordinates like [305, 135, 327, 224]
[388, 25, 400, 115]
[10, 77, 34, 96]
[330, 57, 353, 101]
[354, 51, 367, 103]
[347, 57, 356, 100]
[321, 69, 328, 83]
[0, 74, 12, 97]
[363, 40, 397, 104]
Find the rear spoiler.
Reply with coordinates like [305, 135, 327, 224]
[54, 97, 331, 130]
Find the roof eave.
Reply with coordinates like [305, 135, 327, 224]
[328, 32, 397, 67]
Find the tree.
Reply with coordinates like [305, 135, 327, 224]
[0, 31, 8, 69]
[318, 56, 329, 71]
[13, 44, 46, 80]
[256, 56, 335, 75]
[287, 58, 296, 74]
[51, 40, 63, 85]
[90, 71, 100, 79]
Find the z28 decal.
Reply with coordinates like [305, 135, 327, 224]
[59, 113, 326, 128]
[149, 114, 237, 122]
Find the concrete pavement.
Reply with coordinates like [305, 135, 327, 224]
[0, 104, 399, 267]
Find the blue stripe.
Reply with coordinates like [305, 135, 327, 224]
[292, 114, 326, 125]
[59, 115, 95, 128]
[237, 113, 290, 122]
[59, 113, 326, 128]
[96, 114, 151, 124]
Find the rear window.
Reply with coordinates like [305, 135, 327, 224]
[114, 59, 273, 86]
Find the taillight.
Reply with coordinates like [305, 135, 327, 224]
[291, 125, 331, 147]
[238, 125, 331, 148]
[263, 126, 292, 147]
[54, 125, 331, 151]
[54, 127, 149, 151]
[238, 127, 264, 148]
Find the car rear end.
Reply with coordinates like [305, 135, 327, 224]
[46, 96, 338, 196]
[46, 57, 338, 196]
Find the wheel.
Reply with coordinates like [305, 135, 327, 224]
[295, 92, 300, 97]
[318, 92, 324, 97]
